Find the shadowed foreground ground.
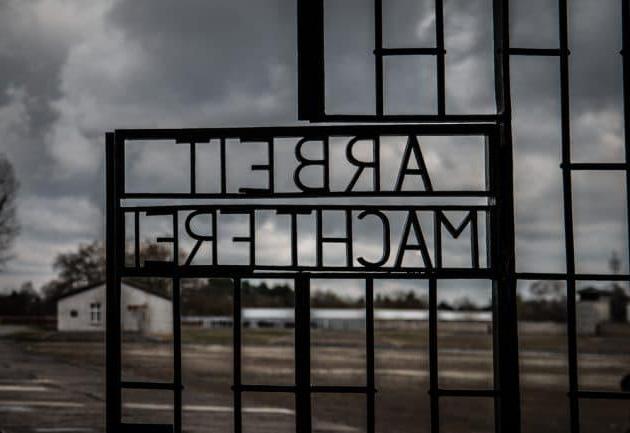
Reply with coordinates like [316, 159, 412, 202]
[1, 326, 629, 433]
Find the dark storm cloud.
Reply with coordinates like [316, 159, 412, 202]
[107, 0, 296, 112]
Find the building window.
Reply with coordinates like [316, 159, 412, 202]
[90, 302, 102, 325]
[70, 310, 78, 318]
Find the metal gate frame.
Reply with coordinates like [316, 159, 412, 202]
[105, 0, 630, 432]
[105, 124, 516, 433]
[297, 0, 630, 432]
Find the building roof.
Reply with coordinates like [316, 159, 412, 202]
[578, 287, 612, 301]
[56, 280, 171, 302]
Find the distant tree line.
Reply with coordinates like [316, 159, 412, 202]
[4, 241, 628, 324]
[0, 282, 52, 316]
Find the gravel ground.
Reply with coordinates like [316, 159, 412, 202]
[1, 327, 630, 433]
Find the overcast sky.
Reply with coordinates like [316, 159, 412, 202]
[0, 0, 626, 299]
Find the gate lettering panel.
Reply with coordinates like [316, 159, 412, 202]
[105, 124, 518, 433]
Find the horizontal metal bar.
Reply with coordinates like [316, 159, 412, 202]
[120, 269, 494, 280]
[562, 162, 629, 171]
[317, 114, 501, 123]
[375, 48, 443, 56]
[433, 389, 497, 398]
[113, 124, 498, 142]
[516, 272, 630, 281]
[235, 385, 296, 393]
[234, 384, 375, 394]
[575, 391, 630, 400]
[121, 266, 494, 279]
[311, 385, 374, 394]
[122, 190, 492, 200]
[120, 204, 493, 212]
[121, 381, 182, 390]
[508, 48, 567, 56]
[120, 424, 173, 433]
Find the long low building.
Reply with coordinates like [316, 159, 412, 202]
[57, 281, 172, 336]
[184, 308, 492, 331]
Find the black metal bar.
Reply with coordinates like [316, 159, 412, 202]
[437, 389, 497, 398]
[374, 0, 384, 116]
[235, 384, 374, 394]
[365, 278, 375, 433]
[235, 385, 296, 393]
[121, 382, 182, 391]
[121, 267, 495, 280]
[220, 138, 227, 195]
[114, 123, 498, 140]
[491, 0, 521, 429]
[556, 0, 579, 430]
[190, 142, 196, 194]
[563, 162, 628, 170]
[435, 0, 446, 116]
[172, 217, 182, 433]
[297, 0, 325, 120]
[172, 277, 182, 433]
[623, 0, 630, 288]
[122, 190, 492, 199]
[508, 48, 566, 56]
[315, 209, 323, 267]
[375, 48, 443, 56]
[576, 391, 630, 400]
[428, 277, 439, 433]
[119, 423, 173, 433]
[317, 114, 500, 123]
[133, 211, 140, 267]
[122, 204, 492, 212]
[295, 275, 312, 433]
[312, 385, 371, 394]
[233, 278, 242, 433]
[106, 132, 122, 433]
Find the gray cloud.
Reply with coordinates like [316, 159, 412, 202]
[0, 0, 627, 294]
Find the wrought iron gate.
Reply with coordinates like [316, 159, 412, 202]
[106, 124, 517, 433]
[105, 1, 630, 433]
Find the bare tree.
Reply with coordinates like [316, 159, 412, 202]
[43, 240, 176, 300]
[0, 154, 19, 269]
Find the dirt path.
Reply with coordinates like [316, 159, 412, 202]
[0, 339, 104, 433]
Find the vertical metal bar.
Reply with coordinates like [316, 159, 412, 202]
[428, 277, 439, 433]
[297, 0, 325, 120]
[105, 132, 122, 433]
[622, 0, 630, 280]
[212, 210, 218, 266]
[172, 277, 182, 433]
[435, 0, 446, 116]
[346, 209, 354, 267]
[316, 209, 323, 267]
[491, 0, 522, 426]
[470, 212, 480, 269]
[558, 0, 579, 430]
[374, 0, 384, 116]
[373, 136, 381, 192]
[290, 212, 299, 267]
[434, 213, 443, 269]
[220, 138, 227, 195]
[295, 275, 312, 433]
[365, 278, 375, 433]
[134, 210, 140, 267]
[233, 277, 242, 433]
[249, 211, 256, 267]
[488, 127, 521, 433]
[190, 142, 196, 195]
